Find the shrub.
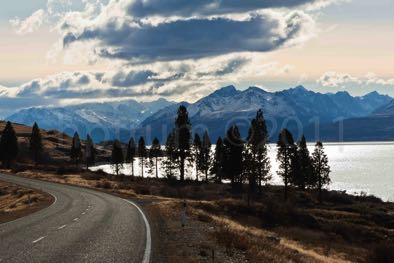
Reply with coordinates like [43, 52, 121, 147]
[368, 244, 394, 263]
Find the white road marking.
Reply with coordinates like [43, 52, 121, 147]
[58, 225, 67, 230]
[73, 218, 79, 221]
[123, 199, 151, 263]
[32, 236, 46, 244]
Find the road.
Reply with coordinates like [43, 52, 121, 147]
[0, 174, 151, 263]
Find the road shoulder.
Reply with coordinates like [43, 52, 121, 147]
[0, 179, 54, 224]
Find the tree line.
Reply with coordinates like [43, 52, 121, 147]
[0, 106, 331, 201]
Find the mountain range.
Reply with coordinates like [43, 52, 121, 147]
[5, 85, 394, 143]
[6, 99, 173, 142]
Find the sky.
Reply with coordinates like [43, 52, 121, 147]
[0, 0, 393, 116]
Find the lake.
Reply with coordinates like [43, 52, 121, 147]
[91, 142, 394, 202]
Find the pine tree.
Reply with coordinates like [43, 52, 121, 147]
[138, 137, 147, 178]
[150, 137, 162, 178]
[163, 130, 177, 179]
[192, 133, 202, 181]
[126, 138, 136, 178]
[70, 132, 82, 167]
[85, 134, 95, 169]
[312, 141, 331, 203]
[294, 135, 313, 190]
[111, 140, 124, 176]
[223, 125, 244, 192]
[210, 137, 225, 183]
[277, 129, 296, 200]
[30, 122, 43, 165]
[201, 131, 211, 182]
[0, 122, 18, 168]
[244, 110, 271, 193]
[174, 105, 192, 181]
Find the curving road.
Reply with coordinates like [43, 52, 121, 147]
[0, 174, 151, 263]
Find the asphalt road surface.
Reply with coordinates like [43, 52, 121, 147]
[0, 174, 151, 263]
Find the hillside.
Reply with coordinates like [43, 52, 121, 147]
[0, 121, 110, 165]
[309, 100, 394, 141]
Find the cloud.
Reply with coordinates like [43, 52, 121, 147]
[10, 9, 46, 35]
[63, 11, 315, 62]
[127, 0, 330, 18]
[317, 71, 361, 87]
[318, 71, 394, 87]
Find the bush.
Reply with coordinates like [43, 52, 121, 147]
[95, 181, 112, 189]
[368, 244, 394, 263]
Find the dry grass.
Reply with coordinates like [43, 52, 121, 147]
[0, 180, 53, 223]
[3, 168, 393, 263]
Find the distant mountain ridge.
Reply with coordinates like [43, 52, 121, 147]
[6, 99, 174, 142]
[135, 85, 392, 142]
[6, 85, 392, 143]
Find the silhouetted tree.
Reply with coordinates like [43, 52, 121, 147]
[30, 122, 43, 165]
[174, 105, 192, 181]
[201, 131, 211, 182]
[277, 129, 296, 200]
[210, 137, 225, 183]
[192, 133, 202, 181]
[294, 135, 313, 190]
[244, 110, 271, 193]
[163, 130, 177, 179]
[138, 137, 147, 178]
[150, 137, 162, 178]
[111, 140, 124, 176]
[70, 132, 82, 167]
[85, 134, 95, 169]
[223, 125, 244, 191]
[0, 122, 18, 168]
[126, 138, 136, 178]
[312, 141, 331, 203]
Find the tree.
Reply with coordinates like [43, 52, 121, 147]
[210, 137, 225, 183]
[174, 105, 192, 181]
[312, 141, 331, 203]
[163, 130, 177, 179]
[201, 131, 212, 182]
[85, 134, 95, 169]
[138, 137, 147, 178]
[192, 133, 202, 181]
[0, 122, 18, 168]
[126, 138, 136, 177]
[111, 140, 124, 176]
[70, 132, 82, 167]
[30, 122, 43, 165]
[223, 125, 244, 191]
[277, 129, 296, 200]
[244, 110, 271, 193]
[294, 135, 313, 190]
[150, 137, 162, 178]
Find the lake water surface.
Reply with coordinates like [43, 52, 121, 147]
[91, 142, 394, 202]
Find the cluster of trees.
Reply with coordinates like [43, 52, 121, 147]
[114, 106, 330, 201]
[0, 122, 43, 168]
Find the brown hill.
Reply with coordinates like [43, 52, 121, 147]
[0, 121, 110, 165]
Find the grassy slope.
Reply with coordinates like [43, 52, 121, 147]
[0, 180, 54, 223]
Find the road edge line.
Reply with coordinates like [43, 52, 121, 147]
[123, 199, 151, 263]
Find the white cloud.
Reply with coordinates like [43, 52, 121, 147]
[10, 9, 46, 35]
[318, 71, 394, 87]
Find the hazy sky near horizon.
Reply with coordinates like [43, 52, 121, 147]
[0, 0, 393, 114]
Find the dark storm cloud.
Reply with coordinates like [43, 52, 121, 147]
[111, 70, 157, 87]
[127, 0, 325, 17]
[64, 12, 311, 62]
